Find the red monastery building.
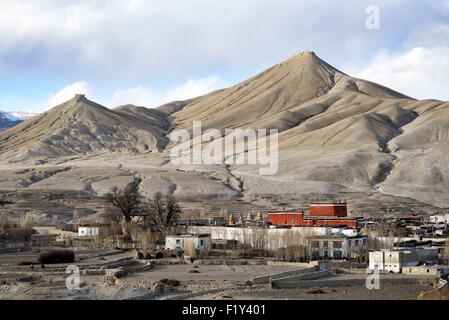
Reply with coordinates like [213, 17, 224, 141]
[309, 202, 348, 217]
[268, 211, 304, 226]
[268, 202, 361, 229]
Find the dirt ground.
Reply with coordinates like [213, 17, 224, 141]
[196, 283, 426, 300]
[0, 249, 148, 300]
[0, 249, 302, 300]
[127, 264, 300, 282]
[0, 249, 434, 300]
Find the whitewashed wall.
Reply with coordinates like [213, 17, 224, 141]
[187, 226, 331, 250]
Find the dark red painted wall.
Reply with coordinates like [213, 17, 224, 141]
[309, 204, 348, 217]
[268, 212, 357, 228]
[268, 213, 303, 226]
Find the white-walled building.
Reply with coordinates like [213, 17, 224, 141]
[307, 233, 368, 261]
[185, 225, 361, 252]
[165, 234, 211, 252]
[331, 227, 358, 237]
[369, 248, 439, 273]
[428, 212, 449, 225]
[186, 226, 332, 251]
[78, 223, 111, 237]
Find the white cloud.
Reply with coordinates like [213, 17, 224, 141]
[112, 86, 156, 107]
[0, 1, 436, 79]
[49, 81, 90, 106]
[1, 75, 224, 113]
[353, 47, 449, 101]
[2, 82, 90, 113]
[165, 75, 222, 102]
[1, 1, 449, 106]
[112, 75, 224, 108]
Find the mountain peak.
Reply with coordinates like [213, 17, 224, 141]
[293, 51, 317, 58]
[72, 94, 87, 102]
[56, 94, 89, 108]
[0, 93, 170, 159]
[285, 51, 320, 63]
[55, 94, 106, 114]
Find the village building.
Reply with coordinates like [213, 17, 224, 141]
[78, 222, 111, 238]
[165, 233, 211, 252]
[428, 212, 449, 225]
[309, 202, 348, 217]
[369, 248, 439, 273]
[267, 202, 363, 229]
[307, 233, 368, 261]
[268, 210, 303, 226]
[187, 225, 332, 251]
[401, 265, 442, 276]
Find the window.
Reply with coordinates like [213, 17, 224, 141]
[176, 239, 181, 245]
[333, 250, 342, 259]
[200, 240, 204, 246]
[333, 241, 342, 248]
[311, 241, 320, 248]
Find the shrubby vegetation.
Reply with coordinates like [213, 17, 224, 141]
[38, 249, 75, 264]
[0, 213, 35, 242]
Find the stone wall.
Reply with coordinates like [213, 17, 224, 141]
[418, 279, 449, 300]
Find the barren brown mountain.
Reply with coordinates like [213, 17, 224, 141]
[1, 52, 449, 223]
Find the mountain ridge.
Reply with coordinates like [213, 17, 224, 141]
[0, 110, 39, 131]
[1, 52, 449, 208]
[0, 94, 170, 161]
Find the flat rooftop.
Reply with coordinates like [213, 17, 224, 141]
[310, 202, 347, 205]
[268, 211, 303, 215]
[303, 216, 362, 220]
[166, 233, 211, 238]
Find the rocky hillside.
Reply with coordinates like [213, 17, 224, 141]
[0, 95, 170, 162]
[1, 52, 449, 211]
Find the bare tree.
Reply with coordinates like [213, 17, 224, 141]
[106, 183, 142, 223]
[184, 240, 197, 258]
[98, 208, 124, 237]
[138, 229, 157, 252]
[146, 193, 181, 234]
[0, 199, 14, 207]
[1, 213, 34, 242]
[0, 214, 9, 234]
[100, 207, 123, 224]
[251, 228, 268, 256]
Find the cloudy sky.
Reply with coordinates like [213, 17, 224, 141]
[0, 0, 449, 112]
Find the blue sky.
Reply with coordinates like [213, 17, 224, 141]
[1, 0, 449, 112]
